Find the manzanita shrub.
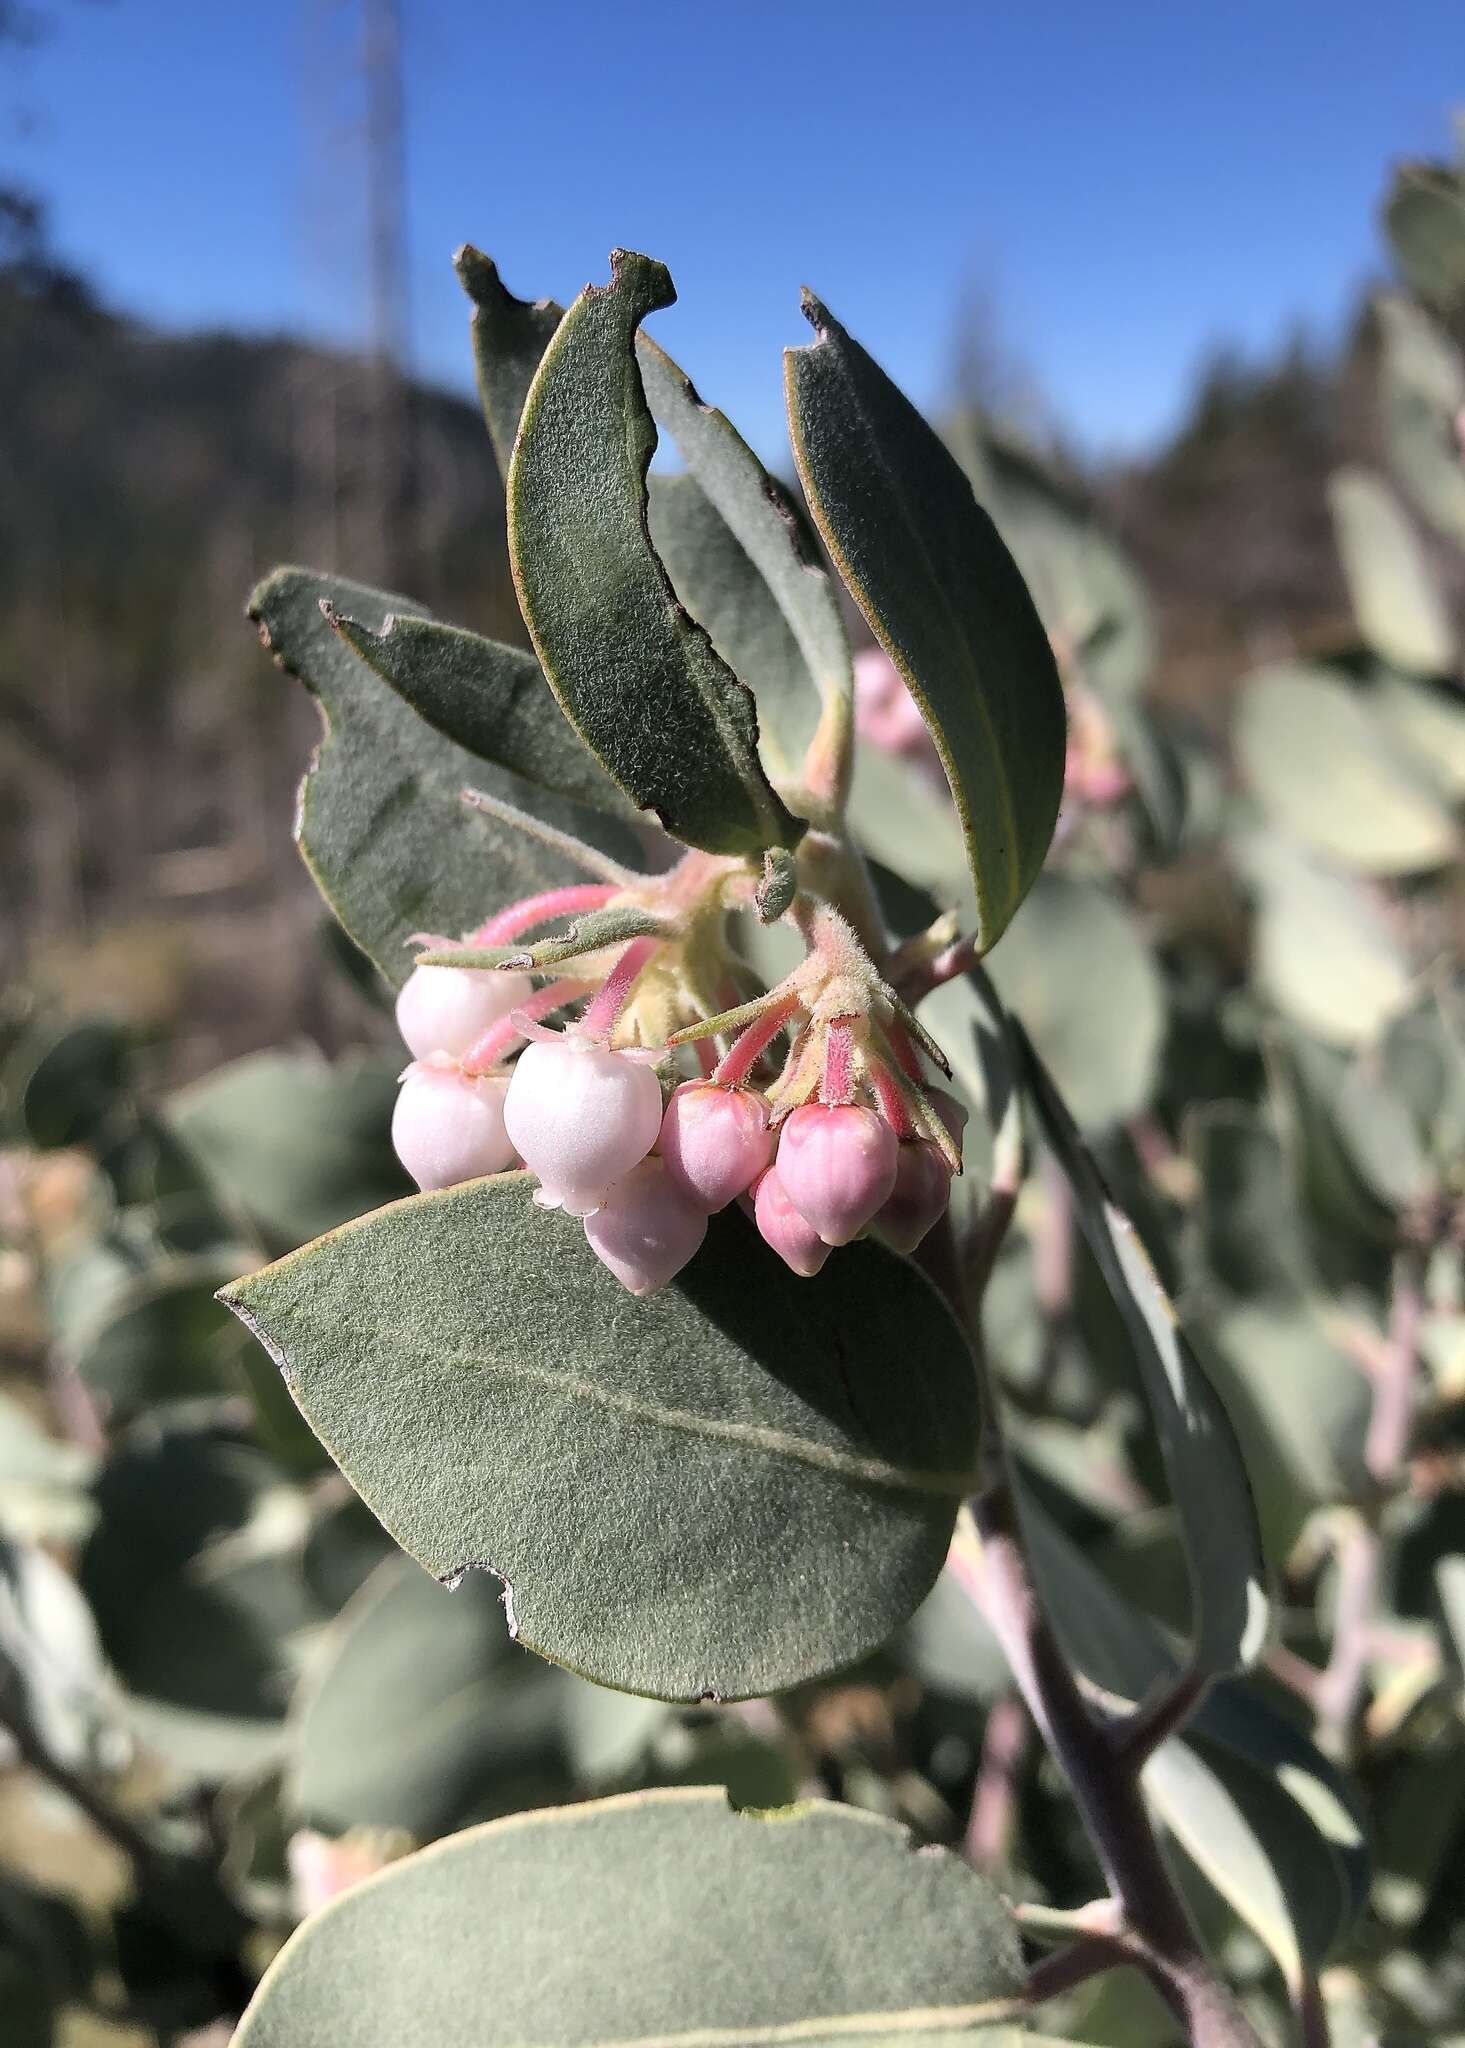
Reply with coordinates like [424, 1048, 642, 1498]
[3, 131, 1465, 2048]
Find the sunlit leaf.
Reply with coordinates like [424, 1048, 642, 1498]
[223, 1179, 979, 1701]
[508, 250, 803, 857]
[786, 294, 1065, 950]
[232, 1789, 1025, 2048]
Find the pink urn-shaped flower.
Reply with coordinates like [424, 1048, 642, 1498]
[503, 1035, 663, 1217]
[774, 1102, 900, 1246]
[753, 1166, 832, 1278]
[658, 1082, 775, 1213]
[391, 1065, 515, 1191]
[583, 1157, 708, 1296]
[395, 962, 533, 1061]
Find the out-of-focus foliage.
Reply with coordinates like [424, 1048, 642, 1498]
[2, 125, 1465, 2048]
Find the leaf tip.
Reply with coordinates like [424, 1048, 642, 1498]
[605, 246, 676, 317]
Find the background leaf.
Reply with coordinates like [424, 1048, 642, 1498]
[223, 1179, 980, 1702]
[1328, 468, 1456, 676]
[1234, 663, 1456, 875]
[1017, 1036, 1270, 1679]
[453, 248, 563, 477]
[786, 293, 1065, 950]
[167, 1050, 411, 1251]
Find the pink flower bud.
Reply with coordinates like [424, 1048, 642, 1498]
[753, 1167, 832, 1278]
[503, 1036, 663, 1217]
[875, 1140, 954, 1253]
[658, 1082, 775, 1213]
[395, 963, 533, 1062]
[775, 1103, 899, 1246]
[583, 1157, 708, 1296]
[391, 1064, 514, 1191]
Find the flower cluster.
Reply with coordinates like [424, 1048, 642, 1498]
[388, 851, 966, 1297]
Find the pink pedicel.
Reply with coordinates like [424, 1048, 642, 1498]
[503, 1035, 664, 1217]
[391, 1064, 515, 1191]
[775, 1102, 900, 1246]
[753, 1166, 832, 1278]
[874, 1140, 954, 1253]
[583, 1157, 708, 1296]
[658, 1082, 775, 1213]
[395, 962, 533, 1062]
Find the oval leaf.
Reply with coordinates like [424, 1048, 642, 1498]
[1328, 468, 1456, 677]
[1235, 662, 1456, 876]
[247, 567, 645, 987]
[233, 1788, 1024, 2048]
[508, 249, 802, 857]
[785, 294, 1065, 950]
[221, 1179, 979, 1702]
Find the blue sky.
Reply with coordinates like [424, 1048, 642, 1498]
[8, 0, 1461, 462]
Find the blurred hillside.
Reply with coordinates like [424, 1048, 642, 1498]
[0, 234, 524, 1074]
[0, 234, 1436, 1064]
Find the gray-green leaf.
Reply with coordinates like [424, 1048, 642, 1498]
[248, 566, 645, 987]
[222, 1179, 979, 1702]
[232, 1788, 1024, 2048]
[453, 247, 564, 477]
[786, 294, 1065, 951]
[327, 609, 641, 821]
[508, 250, 803, 857]
[1017, 1034, 1270, 1679]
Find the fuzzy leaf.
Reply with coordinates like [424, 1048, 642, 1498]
[247, 567, 645, 988]
[1328, 468, 1456, 677]
[1017, 1036, 1270, 1679]
[646, 471, 819, 787]
[638, 333, 852, 770]
[454, 247, 563, 477]
[232, 1789, 1025, 2048]
[327, 610, 641, 821]
[221, 1179, 979, 1702]
[508, 250, 803, 858]
[786, 295, 1065, 950]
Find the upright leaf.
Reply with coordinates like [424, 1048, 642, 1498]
[248, 567, 644, 987]
[453, 247, 563, 477]
[1328, 468, 1456, 676]
[222, 1179, 979, 1702]
[508, 250, 803, 857]
[233, 1789, 1025, 2048]
[1377, 294, 1465, 547]
[786, 294, 1065, 950]
[638, 333, 853, 766]
[1017, 1033, 1270, 1679]
[645, 471, 820, 785]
